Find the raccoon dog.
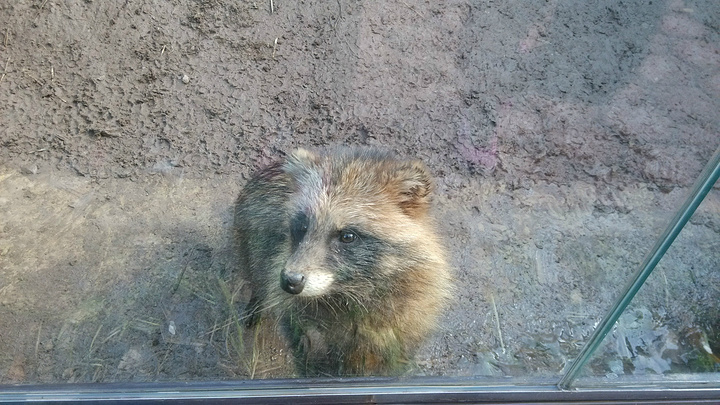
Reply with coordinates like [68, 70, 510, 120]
[233, 148, 451, 376]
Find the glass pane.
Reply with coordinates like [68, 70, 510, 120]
[0, 0, 718, 392]
[569, 184, 719, 384]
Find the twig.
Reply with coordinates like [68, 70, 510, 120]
[249, 323, 261, 379]
[25, 72, 44, 86]
[661, 268, 670, 311]
[4, 28, 9, 47]
[88, 128, 118, 138]
[270, 0, 274, 13]
[204, 319, 234, 336]
[100, 325, 124, 345]
[88, 325, 103, 355]
[272, 37, 278, 59]
[208, 320, 219, 342]
[192, 290, 217, 305]
[92, 364, 104, 381]
[155, 349, 173, 378]
[490, 294, 505, 354]
[400, 0, 423, 18]
[35, 323, 42, 359]
[35, 0, 49, 23]
[171, 260, 189, 294]
[135, 318, 160, 327]
[333, 0, 342, 29]
[0, 56, 10, 85]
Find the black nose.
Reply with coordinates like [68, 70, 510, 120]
[281, 272, 305, 294]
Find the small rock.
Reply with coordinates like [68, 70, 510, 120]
[118, 348, 143, 371]
[20, 165, 38, 175]
[42, 340, 55, 352]
[62, 367, 75, 380]
[182, 74, 190, 84]
[6, 356, 26, 382]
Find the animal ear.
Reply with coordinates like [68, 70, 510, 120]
[285, 148, 324, 193]
[285, 148, 320, 178]
[289, 148, 319, 166]
[394, 161, 433, 217]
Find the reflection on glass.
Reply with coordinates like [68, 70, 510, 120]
[573, 186, 719, 382]
[557, 146, 720, 387]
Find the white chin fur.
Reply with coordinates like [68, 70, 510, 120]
[299, 272, 335, 297]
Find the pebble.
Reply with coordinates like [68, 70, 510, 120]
[182, 74, 190, 84]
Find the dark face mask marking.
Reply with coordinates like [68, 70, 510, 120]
[332, 228, 399, 281]
[290, 212, 309, 247]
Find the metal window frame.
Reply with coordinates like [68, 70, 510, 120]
[0, 376, 719, 404]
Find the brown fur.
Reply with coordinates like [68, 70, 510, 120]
[233, 148, 451, 376]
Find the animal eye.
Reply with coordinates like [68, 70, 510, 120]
[339, 230, 357, 243]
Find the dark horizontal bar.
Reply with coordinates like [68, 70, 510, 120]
[0, 376, 719, 404]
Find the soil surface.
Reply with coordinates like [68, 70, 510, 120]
[1, 0, 719, 384]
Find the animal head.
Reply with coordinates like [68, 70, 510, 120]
[278, 148, 437, 299]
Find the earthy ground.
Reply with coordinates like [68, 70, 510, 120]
[1, 0, 719, 384]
